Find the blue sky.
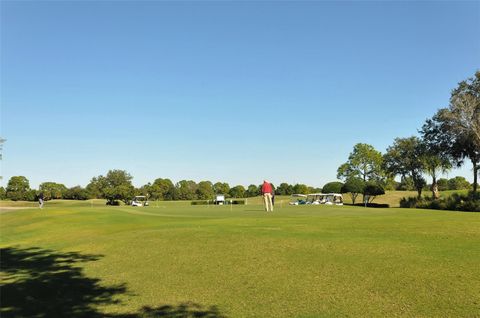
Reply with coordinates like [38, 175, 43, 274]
[1, 1, 479, 188]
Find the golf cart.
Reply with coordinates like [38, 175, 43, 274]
[289, 194, 308, 205]
[131, 195, 149, 207]
[214, 194, 225, 205]
[306, 193, 343, 206]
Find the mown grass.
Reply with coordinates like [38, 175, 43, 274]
[1, 201, 479, 317]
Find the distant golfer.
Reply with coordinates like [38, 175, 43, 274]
[261, 180, 273, 212]
[38, 192, 44, 209]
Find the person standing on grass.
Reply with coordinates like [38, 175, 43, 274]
[261, 180, 273, 212]
[38, 192, 44, 209]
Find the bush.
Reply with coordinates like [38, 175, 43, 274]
[322, 182, 344, 193]
[400, 191, 480, 212]
[351, 203, 390, 208]
[191, 200, 210, 205]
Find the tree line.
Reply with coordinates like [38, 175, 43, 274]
[335, 71, 479, 204]
[0, 172, 325, 204]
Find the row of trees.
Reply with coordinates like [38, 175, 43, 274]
[337, 71, 479, 199]
[0, 172, 324, 203]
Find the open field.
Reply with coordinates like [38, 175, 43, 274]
[1, 201, 479, 317]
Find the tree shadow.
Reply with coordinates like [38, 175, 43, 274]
[1, 246, 226, 318]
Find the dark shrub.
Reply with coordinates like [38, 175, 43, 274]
[322, 182, 344, 193]
[400, 192, 479, 212]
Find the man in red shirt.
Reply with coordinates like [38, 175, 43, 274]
[261, 180, 274, 212]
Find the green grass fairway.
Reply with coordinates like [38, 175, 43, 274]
[1, 202, 479, 317]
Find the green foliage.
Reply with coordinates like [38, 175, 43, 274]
[437, 178, 449, 191]
[95, 170, 135, 205]
[6, 176, 31, 201]
[229, 185, 246, 198]
[293, 183, 309, 194]
[213, 182, 230, 197]
[422, 71, 480, 192]
[275, 183, 293, 195]
[337, 143, 385, 182]
[86, 176, 108, 199]
[0, 186, 6, 200]
[400, 191, 480, 212]
[149, 178, 175, 200]
[341, 178, 365, 204]
[447, 176, 471, 190]
[63, 186, 90, 200]
[196, 181, 214, 200]
[384, 137, 426, 197]
[322, 182, 344, 194]
[175, 180, 198, 200]
[246, 184, 260, 197]
[39, 182, 68, 200]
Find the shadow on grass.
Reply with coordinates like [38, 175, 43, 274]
[0, 246, 225, 318]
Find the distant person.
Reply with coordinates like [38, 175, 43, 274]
[38, 192, 44, 209]
[261, 180, 273, 212]
[271, 189, 275, 206]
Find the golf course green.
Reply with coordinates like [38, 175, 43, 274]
[1, 200, 479, 317]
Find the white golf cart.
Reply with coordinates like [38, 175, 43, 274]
[306, 193, 343, 205]
[214, 194, 225, 205]
[131, 195, 149, 207]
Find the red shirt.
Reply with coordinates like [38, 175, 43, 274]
[261, 182, 272, 194]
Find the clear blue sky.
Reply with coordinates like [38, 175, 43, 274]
[1, 1, 479, 189]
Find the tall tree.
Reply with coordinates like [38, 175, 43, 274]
[39, 182, 68, 200]
[150, 178, 175, 200]
[196, 181, 214, 200]
[6, 176, 31, 201]
[341, 178, 365, 204]
[418, 140, 452, 199]
[275, 183, 293, 195]
[175, 180, 198, 200]
[337, 143, 385, 183]
[383, 137, 426, 198]
[95, 170, 135, 204]
[422, 71, 480, 192]
[229, 185, 246, 198]
[246, 184, 260, 197]
[213, 182, 230, 196]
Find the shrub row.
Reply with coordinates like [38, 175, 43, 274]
[350, 203, 390, 208]
[400, 192, 480, 212]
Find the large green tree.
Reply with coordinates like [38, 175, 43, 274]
[96, 170, 135, 204]
[340, 178, 365, 204]
[293, 183, 309, 194]
[213, 182, 230, 196]
[275, 183, 293, 195]
[6, 176, 31, 201]
[383, 137, 426, 198]
[175, 180, 198, 200]
[418, 140, 452, 199]
[246, 184, 260, 197]
[196, 181, 214, 200]
[86, 176, 108, 199]
[322, 182, 344, 194]
[448, 176, 471, 190]
[39, 182, 68, 200]
[422, 71, 480, 192]
[229, 185, 246, 198]
[337, 143, 385, 183]
[150, 178, 175, 200]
